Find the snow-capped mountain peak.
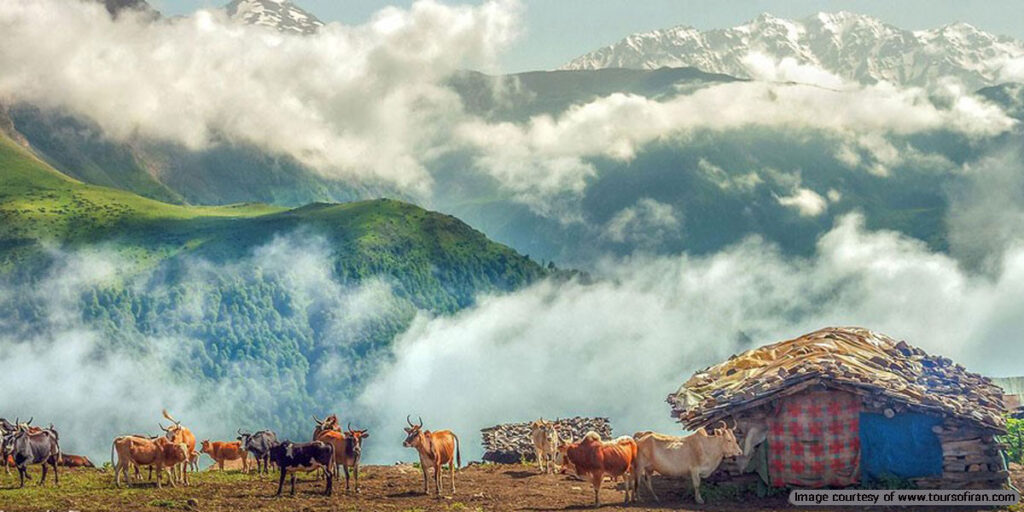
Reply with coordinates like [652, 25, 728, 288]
[562, 12, 1024, 88]
[225, 0, 324, 35]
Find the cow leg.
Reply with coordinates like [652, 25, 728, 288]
[421, 466, 428, 494]
[450, 461, 456, 494]
[52, 458, 59, 487]
[275, 469, 285, 496]
[342, 464, 350, 492]
[434, 464, 442, 497]
[691, 471, 704, 504]
[289, 473, 296, 496]
[354, 463, 360, 493]
[324, 465, 333, 496]
[40, 463, 48, 486]
[18, 466, 26, 488]
[591, 473, 603, 507]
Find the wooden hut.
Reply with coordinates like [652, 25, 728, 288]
[667, 327, 1009, 489]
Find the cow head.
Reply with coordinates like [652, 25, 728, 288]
[554, 441, 579, 475]
[710, 421, 743, 458]
[346, 422, 369, 454]
[402, 415, 424, 448]
[312, 414, 341, 439]
[346, 422, 369, 442]
[237, 429, 252, 445]
[200, 439, 213, 454]
[160, 409, 189, 442]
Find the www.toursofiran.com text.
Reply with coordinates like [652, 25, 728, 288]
[790, 489, 1019, 506]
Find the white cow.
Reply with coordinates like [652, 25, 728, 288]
[632, 422, 743, 504]
[528, 418, 560, 474]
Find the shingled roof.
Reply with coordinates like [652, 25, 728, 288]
[668, 327, 1006, 431]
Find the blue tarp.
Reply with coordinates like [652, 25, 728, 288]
[860, 412, 943, 481]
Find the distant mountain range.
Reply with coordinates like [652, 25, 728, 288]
[563, 12, 1024, 89]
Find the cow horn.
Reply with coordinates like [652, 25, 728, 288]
[159, 423, 170, 432]
[406, 415, 414, 427]
[417, 416, 423, 428]
[26, 417, 33, 425]
[347, 422, 353, 432]
[312, 415, 323, 425]
[717, 420, 728, 431]
[237, 428, 244, 436]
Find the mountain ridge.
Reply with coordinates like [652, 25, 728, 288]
[562, 11, 1024, 89]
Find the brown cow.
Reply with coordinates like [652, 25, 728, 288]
[59, 454, 95, 468]
[557, 432, 637, 506]
[110, 435, 188, 488]
[340, 423, 369, 493]
[200, 440, 249, 472]
[402, 416, 461, 497]
[160, 409, 196, 485]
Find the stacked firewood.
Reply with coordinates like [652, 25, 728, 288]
[912, 419, 1010, 490]
[480, 417, 612, 464]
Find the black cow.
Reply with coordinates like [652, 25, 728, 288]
[237, 429, 278, 476]
[268, 440, 334, 496]
[8, 423, 61, 488]
[0, 418, 12, 475]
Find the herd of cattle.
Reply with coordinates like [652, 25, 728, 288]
[0, 411, 747, 507]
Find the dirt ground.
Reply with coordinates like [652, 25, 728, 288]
[0, 463, 1019, 512]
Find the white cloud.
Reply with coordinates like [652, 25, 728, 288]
[777, 187, 828, 217]
[603, 198, 681, 246]
[360, 213, 1024, 463]
[741, 53, 846, 88]
[457, 80, 1015, 204]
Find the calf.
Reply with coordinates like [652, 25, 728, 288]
[60, 454, 95, 468]
[237, 429, 277, 475]
[340, 423, 369, 493]
[402, 416, 461, 496]
[200, 439, 249, 472]
[529, 418, 560, 474]
[268, 440, 334, 496]
[8, 422, 61, 488]
[632, 422, 743, 504]
[558, 432, 636, 506]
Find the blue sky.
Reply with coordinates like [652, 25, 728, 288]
[154, 0, 1024, 73]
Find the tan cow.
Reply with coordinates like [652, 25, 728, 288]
[200, 440, 249, 472]
[110, 435, 189, 488]
[529, 418, 560, 474]
[632, 422, 743, 504]
[402, 416, 461, 496]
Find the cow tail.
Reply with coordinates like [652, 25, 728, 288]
[110, 438, 117, 469]
[454, 434, 461, 469]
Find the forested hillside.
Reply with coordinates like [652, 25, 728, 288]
[0, 130, 551, 437]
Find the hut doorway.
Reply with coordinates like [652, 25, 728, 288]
[859, 412, 943, 482]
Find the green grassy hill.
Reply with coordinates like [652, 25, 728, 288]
[0, 131, 546, 309]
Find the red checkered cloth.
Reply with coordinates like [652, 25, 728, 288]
[767, 390, 861, 488]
